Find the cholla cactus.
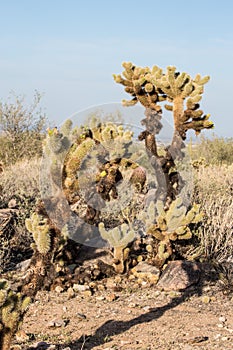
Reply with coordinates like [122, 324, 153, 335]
[114, 62, 214, 139]
[99, 222, 135, 273]
[0, 279, 31, 350]
[25, 212, 51, 254]
[113, 62, 165, 111]
[144, 199, 203, 267]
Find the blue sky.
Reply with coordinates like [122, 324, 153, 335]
[0, 0, 233, 137]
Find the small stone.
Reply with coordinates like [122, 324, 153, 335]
[55, 285, 64, 293]
[77, 313, 87, 320]
[169, 291, 181, 298]
[120, 340, 131, 345]
[8, 198, 17, 208]
[128, 302, 137, 308]
[67, 287, 75, 299]
[47, 319, 68, 328]
[15, 330, 29, 342]
[96, 296, 105, 301]
[106, 293, 118, 302]
[219, 316, 227, 323]
[221, 336, 229, 341]
[154, 290, 161, 297]
[132, 261, 160, 275]
[16, 259, 31, 272]
[143, 305, 150, 311]
[106, 278, 117, 289]
[225, 328, 233, 333]
[89, 281, 97, 289]
[97, 284, 105, 291]
[73, 284, 89, 292]
[82, 290, 92, 298]
[114, 275, 122, 283]
[214, 334, 221, 340]
[217, 323, 224, 328]
[67, 264, 77, 273]
[202, 295, 210, 304]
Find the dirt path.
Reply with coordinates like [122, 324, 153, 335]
[13, 279, 233, 350]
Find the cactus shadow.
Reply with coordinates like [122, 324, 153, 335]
[63, 261, 218, 350]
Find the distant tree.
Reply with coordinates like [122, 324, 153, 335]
[0, 91, 47, 165]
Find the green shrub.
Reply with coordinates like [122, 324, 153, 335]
[190, 134, 233, 165]
[0, 91, 47, 165]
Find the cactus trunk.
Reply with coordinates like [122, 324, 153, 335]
[0, 332, 12, 350]
[113, 246, 125, 274]
[173, 95, 184, 134]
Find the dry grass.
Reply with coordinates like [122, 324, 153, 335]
[0, 157, 41, 271]
[0, 157, 41, 208]
[193, 164, 233, 264]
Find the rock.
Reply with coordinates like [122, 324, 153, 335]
[106, 293, 118, 302]
[156, 260, 201, 291]
[132, 261, 160, 274]
[128, 302, 137, 308]
[77, 312, 87, 320]
[8, 198, 18, 208]
[219, 316, 227, 323]
[16, 259, 31, 272]
[82, 290, 92, 297]
[73, 284, 90, 292]
[47, 319, 69, 328]
[131, 261, 160, 284]
[54, 285, 64, 293]
[15, 329, 30, 342]
[67, 287, 75, 299]
[202, 295, 211, 304]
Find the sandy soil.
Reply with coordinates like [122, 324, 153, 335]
[12, 276, 233, 350]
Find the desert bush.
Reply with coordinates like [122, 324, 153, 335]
[0, 91, 47, 165]
[190, 134, 233, 165]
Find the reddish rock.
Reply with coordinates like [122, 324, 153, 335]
[156, 260, 201, 291]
